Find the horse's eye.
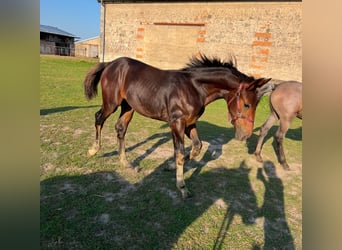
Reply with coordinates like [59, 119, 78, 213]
[244, 103, 250, 109]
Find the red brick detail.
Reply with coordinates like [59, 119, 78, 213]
[197, 37, 205, 43]
[198, 30, 206, 35]
[136, 54, 143, 59]
[250, 25, 272, 77]
[249, 64, 264, 69]
[153, 22, 205, 27]
[136, 27, 145, 40]
[136, 48, 143, 52]
[258, 48, 270, 55]
[255, 32, 272, 39]
[252, 41, 272, 47]
[251, 56, 268, 63]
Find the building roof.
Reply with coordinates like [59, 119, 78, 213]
[40, 24, 78, 38]
[75, 36, 100, 44]
[97, 0, 301, 2]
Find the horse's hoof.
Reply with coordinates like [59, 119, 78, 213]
[190, 146, 202, 159]
[282, 163, 290, 171]
[180, 188, 192, 200]
[87, 148, 98, 157]
[254, 152, 263, 162]
[133, 165, 141, 173]
[120, 159, 133, 169]
[124, 165, 140, 175]
[189, 151, 201, 161]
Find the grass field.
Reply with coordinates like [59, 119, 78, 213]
[40, 55, 302, 249]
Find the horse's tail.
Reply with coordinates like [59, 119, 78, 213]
[267, 84, 281, 119]
[84, 62, 110, 100]
[256, 83, 275, 100]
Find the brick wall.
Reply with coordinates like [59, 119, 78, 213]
[100, 2, 302, 81]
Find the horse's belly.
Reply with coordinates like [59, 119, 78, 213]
[127, 98, 168, 122]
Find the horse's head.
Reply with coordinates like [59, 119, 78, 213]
[227, 78, 271, 140]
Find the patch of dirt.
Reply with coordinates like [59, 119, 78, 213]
[73, 128, 85, 137]
[41, 162, 54, 174]
[157, 186, 181, 205]
[62, 126, 70, 131]
[214, 198, 228, 209]
[95, 213, 110, 224]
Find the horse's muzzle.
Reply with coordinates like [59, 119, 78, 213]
[235, 134, 249, 141]
[235, 129, 252, 141]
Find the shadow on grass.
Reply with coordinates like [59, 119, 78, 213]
[255, 160, 295, 250]
[41, 159, 294, 249]
[247, 125, 302, 155]
[101, 120, 235, 167]
[41, 120, 295, 249]
[40, 105, 99, 116]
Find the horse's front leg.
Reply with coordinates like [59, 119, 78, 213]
[115, 104, 134, 168]
[185, 124, 202, 160]
[170, 118, 191, 199]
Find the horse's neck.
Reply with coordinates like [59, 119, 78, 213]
[193, 70, 240, 105]
[204, 92, 229, 105]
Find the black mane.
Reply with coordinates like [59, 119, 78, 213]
[183, 53, 255, 83]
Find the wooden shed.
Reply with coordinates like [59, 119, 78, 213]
[96, 0, 302, 81]
[40, 24, 79, 56]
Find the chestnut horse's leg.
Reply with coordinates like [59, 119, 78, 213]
[185, 124, 202, 160]
[275, 118, 292, 170]
[254, 113, 278, 162]
[170, 117, 191, 199]
[87, 105, 117, 157]
[115, 101, 134, 168]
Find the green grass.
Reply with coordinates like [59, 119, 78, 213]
[40, 55, 302, 249]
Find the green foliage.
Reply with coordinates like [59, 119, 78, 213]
[40, 55, 302, 249]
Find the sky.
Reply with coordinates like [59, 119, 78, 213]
[40, 0, 101, 41]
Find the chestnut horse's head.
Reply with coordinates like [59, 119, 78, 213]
[227, 78, 271, 140]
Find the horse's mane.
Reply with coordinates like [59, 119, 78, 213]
[183, 53, 255, 83]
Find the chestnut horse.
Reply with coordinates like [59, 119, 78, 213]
[254, 81, 302, 170]
[84, 55, 270, 198]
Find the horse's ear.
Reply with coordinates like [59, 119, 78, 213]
[247, 78, 272, 91]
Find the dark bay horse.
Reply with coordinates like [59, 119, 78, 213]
[84, 55, 270, 198]
[254, 81, 302, 170]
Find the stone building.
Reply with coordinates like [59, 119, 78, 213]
[40, 24, 78, 56]
[97, 1, 302, 81]
[75, 36, 100, 58]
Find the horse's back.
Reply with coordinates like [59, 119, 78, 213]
[270, 81, 302, 119]
[100, 56, 166, 94]
[100, 56, 200, 122]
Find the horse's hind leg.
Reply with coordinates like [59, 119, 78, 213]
[185, 124, 202, 160]
[275, 118, 292, 170]
[115, 101, 134, 168]
[254, 113, 277, 162]
[88, 105, 117, 156]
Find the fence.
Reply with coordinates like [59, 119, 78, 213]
[40, 44, 75, 56]
[40, 43, 99, 58]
